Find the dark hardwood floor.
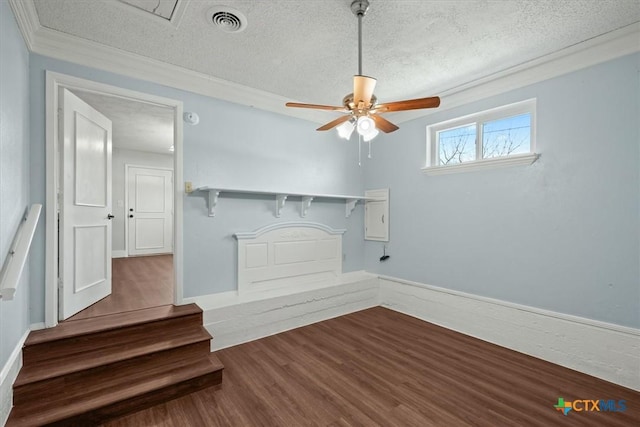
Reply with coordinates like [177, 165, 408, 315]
[68, 254, 173, 321]
[104, 307, 639, 426]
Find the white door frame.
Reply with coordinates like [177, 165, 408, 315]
[45, 71, 184, 328]
[124, 164, 174, 257]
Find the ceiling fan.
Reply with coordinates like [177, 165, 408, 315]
[285, 0, 440, 141]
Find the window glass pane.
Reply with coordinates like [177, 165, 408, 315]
[438, 124, 476, 165]
[482, 113, 531, 159]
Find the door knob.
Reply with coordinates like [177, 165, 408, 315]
[107, 214, 115, 220]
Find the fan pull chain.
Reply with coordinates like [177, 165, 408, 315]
[368, 140, 372, 159]
[358, 135, 362, 167]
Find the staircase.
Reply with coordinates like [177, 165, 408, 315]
[6, 303, 223, 426]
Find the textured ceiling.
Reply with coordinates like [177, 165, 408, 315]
[73, 90, 174, 155]
[118, 0, 179, 20]
[34, 0, 640, 107]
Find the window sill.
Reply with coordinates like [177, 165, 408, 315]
[422, 153, 540, 176]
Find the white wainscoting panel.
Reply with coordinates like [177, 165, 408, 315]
[188, 271, 379, 351]
[235, 222, 345, 294]
[378, 276, 640, 391]
[0, 329, 29, 425]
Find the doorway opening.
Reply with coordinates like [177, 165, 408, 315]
[69, 163, 175, 320]
[45, 71, 184, 327]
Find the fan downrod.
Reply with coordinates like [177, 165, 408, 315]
[351, 0, 370, 78]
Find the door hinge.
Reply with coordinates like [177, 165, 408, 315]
[57, 278, 63, 289]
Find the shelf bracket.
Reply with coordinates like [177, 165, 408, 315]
[345, 199, 358, 218]
[275, 194, 288, 217]
[301, 196, 314, 217]
[207, 190, 220, 217]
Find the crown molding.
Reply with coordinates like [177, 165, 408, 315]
[7, 0, 327, 123]
[9, 0, 640, 125]
[393, 22, 640, 123]
[7, 0, 38, 50]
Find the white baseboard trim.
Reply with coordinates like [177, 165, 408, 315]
[29, 323, 45, 331]
[378, 275, 640, 391]
[111, 250, 128, 259]
[187, 271, 379, 351]
[0, 329, 29, 426]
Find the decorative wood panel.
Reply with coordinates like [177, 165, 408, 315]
[234, 222, 345, 294]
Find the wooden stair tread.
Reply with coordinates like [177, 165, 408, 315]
[10, 302, 223, 426]
[15, 327, 213, 387]
[26, 303, 202, 345]
[8, 354, 223, 426]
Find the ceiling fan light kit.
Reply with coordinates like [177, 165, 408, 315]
[285, 0, 441, 152]
[363, 127, 379, 143]
[337, 119, 356, 140]
[357, 115, 375, 136]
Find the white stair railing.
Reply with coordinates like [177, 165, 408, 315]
[0, 204, 42, 300]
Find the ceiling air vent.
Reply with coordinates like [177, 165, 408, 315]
[207, 7, 247, 33]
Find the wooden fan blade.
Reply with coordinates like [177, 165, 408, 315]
[316, 115, 352, 131]
[374, 96, 441, 113]
[286, 102, 347, 112]
[371, 115, 399, 133]
[353, 75, 377, 107]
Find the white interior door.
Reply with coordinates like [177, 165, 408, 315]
[59, 88, 113, 320]
[127, 166, 173, 256]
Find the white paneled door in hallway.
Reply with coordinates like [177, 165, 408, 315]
[127, 166, 173, 256]
[59, 88, 113, 320]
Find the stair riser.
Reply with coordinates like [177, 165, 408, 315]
[15, 327, 213, 387]
[23, 313, 203, 365]
[48, 370, 223, 427]
[14, 340, 211, 405]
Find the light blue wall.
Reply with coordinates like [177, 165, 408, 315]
[28, 55, 365, 321]
[181, 90, 365, 297]
[364, 53, 640, 328]
[0, 0, 31, 369]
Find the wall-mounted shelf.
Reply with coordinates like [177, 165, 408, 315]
[194, 186, 380, 218]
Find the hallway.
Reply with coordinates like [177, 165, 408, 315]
[67, 255, 173, 321]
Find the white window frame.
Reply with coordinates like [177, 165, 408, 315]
[423, 99, 539, 175]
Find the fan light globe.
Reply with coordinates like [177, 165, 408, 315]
[357, 116, 378, 141]
[337, 120, 355, 140]
[363, 128, 379, 142]
[357, 116, 375, 134]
